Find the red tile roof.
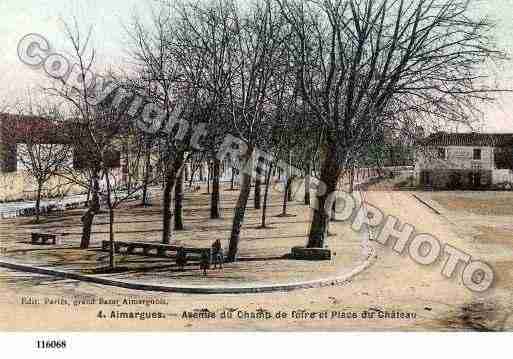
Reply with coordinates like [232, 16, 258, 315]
[0, 113, 70, 144]
[421, 132, 513, 147]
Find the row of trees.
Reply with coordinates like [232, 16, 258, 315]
[10, 0, 504, 267]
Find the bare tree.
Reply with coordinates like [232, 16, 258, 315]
[45, 18, 164, 256]
[42, 19, 109, 249]
[100, 128, 152, 269]
[219, 0, 293, 261]
[3, 105, 72, 222]
[174, 151, 185, 230]
[279, 0, 506, 249]
[161, 0, 291, 259]
[171, 0, 239, 220]
[127, 7, 189, 244]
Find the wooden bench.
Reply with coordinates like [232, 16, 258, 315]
[101, 240, 212, 266]
[31, 232, 58, 245]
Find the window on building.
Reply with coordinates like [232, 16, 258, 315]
[437, 147, 446, 160]
[473, 148, 482, 160]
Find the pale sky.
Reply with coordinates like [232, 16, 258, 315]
[1, 0, 513, 132]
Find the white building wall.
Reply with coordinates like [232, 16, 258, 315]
[493, 169, 513, 184]
[415, 145, 513, 186]
[416, 146, 494, 172]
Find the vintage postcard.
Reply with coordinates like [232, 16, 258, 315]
[0, 0, 513, 345]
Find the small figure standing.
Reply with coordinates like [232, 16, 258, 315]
[176, 247, 187, 271]
[200, 250, 210, 276]
[211, 239, 224, 269]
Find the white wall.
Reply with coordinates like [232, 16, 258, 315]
[493, 169, 513, 184]
[415, 146, 494, 172]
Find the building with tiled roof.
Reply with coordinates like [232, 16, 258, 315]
[420, 132, 513, 148]
[0, 113, 123, 201]
[415, 132, 513, 189]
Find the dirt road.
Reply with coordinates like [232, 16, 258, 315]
[0, 191, 510, 331]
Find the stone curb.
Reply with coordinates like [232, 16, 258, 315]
[0, 248, 376, 294]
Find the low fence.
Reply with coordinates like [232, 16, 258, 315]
[0, 190, 144, 219]
[0, 194, 89, 219]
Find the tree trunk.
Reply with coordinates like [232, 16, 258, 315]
[104, 171, 116, 270]
[188, 165, 195, 189]
[141, 146, 151, 206]
[126, 165, 131, 194]
[304, 170, 311, 206]
[287, 176, 294, 201]
[226, 148, 253, 262]
[230, 167, 236, 190]
[80, 171, 100, 249]
[162, 161, 179, 244]
[210, 158, 221, 219]
[306, 143, 342, 248]
[207, 162, 211, 194]
[85, 183, 91, 208]
[349, 165, 355, 193]
[260, 162, 274, 228]
[108, 207, 115, 269]
[281, 176, 294, 216]
[35, 181, 43, 222]
[174, 158, 184, 230]
[254, 166, 261, 210]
